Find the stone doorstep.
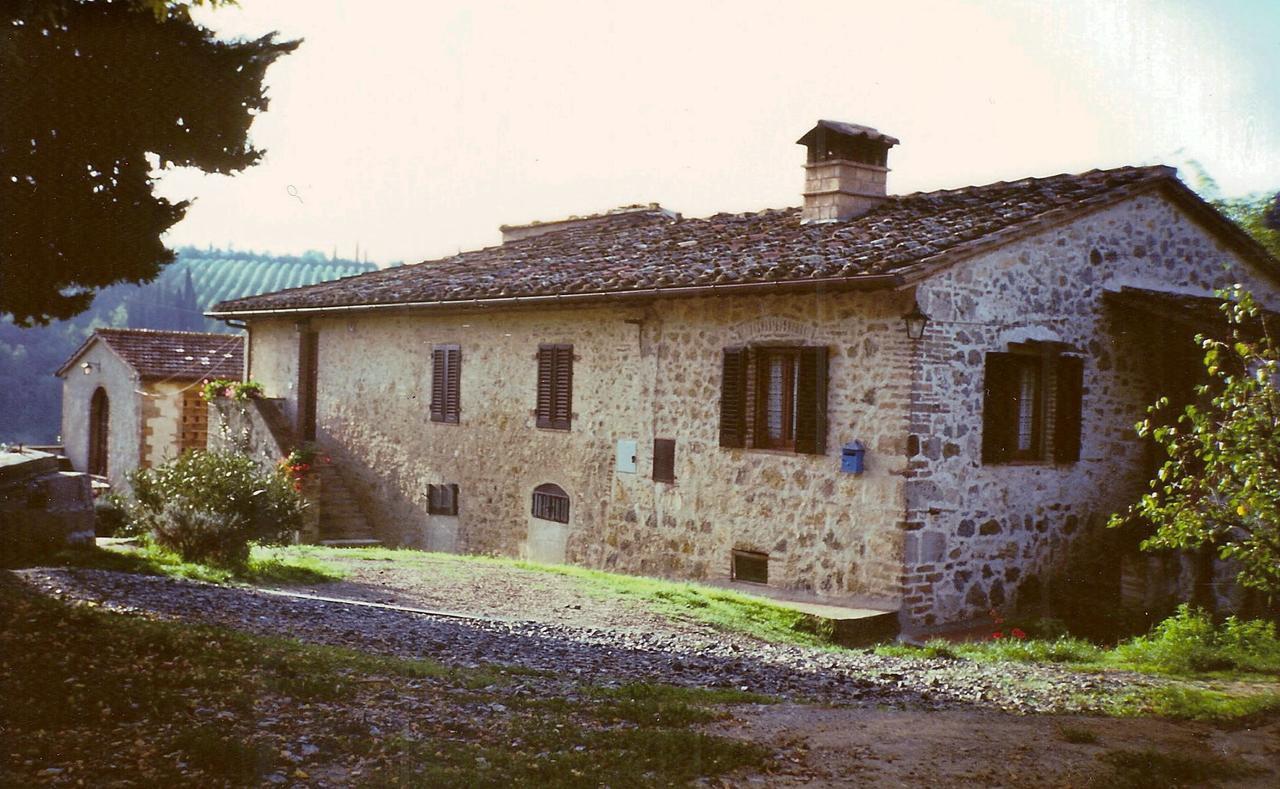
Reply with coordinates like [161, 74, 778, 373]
[706, 579, 900, 647]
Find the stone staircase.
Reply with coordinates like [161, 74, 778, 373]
[240, 398, 380, 547]
[313, 463, 380, 546]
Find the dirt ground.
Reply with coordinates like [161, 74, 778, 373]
[286, 552, 1280, 787]
[712, 705, 1280, 787]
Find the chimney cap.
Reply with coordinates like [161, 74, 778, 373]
[796, 119, 899, 148]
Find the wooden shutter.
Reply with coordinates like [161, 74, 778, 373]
[795, 346, 829, 455]
[444, 346, 460, 423]
[1053, 354, 1084, 463]
[431, 345, 461, 423]
[430, 348, 446, 422]
[653, 438, 676, 483]
[719, 347, 748, 448]
[981, 352, 1017, 463]
[537, 344, 572, 430]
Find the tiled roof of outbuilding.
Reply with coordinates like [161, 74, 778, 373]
[55, 329, 243, 380]
[210, 166, 1219, 316]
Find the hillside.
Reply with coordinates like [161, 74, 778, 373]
[0, 248, 379, 444]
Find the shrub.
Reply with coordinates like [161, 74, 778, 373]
[124, 451, 304, 568]
[1111, 604, 1280, 674]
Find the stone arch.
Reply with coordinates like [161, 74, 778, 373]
[88, 387, 109, 477]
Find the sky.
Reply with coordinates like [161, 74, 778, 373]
[156, 0, 1280, 267]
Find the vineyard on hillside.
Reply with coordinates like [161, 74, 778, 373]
[0, 248, 381, 444]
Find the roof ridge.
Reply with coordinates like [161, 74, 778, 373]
[96, 327, 233, 337]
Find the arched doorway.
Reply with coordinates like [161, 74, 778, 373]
[88, 387, 109, 477]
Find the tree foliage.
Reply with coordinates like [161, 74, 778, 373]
[1110, 286, 1280, 595]
[1211, 192, 1280, 262]
[1, 0, 298, 325]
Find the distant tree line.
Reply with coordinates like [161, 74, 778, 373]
[0, 247, 377, 444]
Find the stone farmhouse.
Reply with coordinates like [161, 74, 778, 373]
[56, 328, 244, 490]
[209, 120, 1280, 628]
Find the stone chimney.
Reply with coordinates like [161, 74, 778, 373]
[796, 120, 899, 223]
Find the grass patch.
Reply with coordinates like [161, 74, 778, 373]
[510, 559, 835, 647]
[1, 572, 773, 785]
[1108, 685, 1280, 721]
[878, 606, 1280, 682]
[285, 545, 838, 647]
[875, 636, 1100, 666]
[8, 542, 344, 586]
[1097, 748, 1264, 788]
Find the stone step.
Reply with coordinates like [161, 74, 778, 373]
[318, 538, 382, 547]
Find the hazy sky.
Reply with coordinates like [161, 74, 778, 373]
[157, 0, 1280, 266]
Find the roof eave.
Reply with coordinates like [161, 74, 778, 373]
[206, 272, 907, 321]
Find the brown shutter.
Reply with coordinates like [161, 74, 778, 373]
[1053, 354, 1084, 463]
[653, 438, 676, 483]
[444, 346, 461, 423]
[537, 344, 572, 430]
[536, 346, 554, 428]
[719, 347, 748, 448]
[553, 345, 572, 429]
[430, 347, 446, 422]
[795, 346, 829, 455]
[982, 352, 1017, 463]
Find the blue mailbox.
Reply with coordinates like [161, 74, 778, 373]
[841, 440, 866, 474]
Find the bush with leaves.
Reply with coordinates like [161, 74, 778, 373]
[1110, 604, 1280, 674]
[1109, 285, 1280, 595]
[124, 450, 304, 568]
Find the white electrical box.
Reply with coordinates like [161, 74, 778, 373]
[615, 439, 638, 473]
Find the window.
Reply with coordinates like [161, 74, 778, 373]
[430, 344, 461, 423]
[536, 344, 573, 430]
[532, 483, 569, 523]
[731, 550, 768, 584]
[428, 483, 458, 515]
[652, 438, 676, 483]
[718, 345, 828, 454]
[981, 346, 1083, 464]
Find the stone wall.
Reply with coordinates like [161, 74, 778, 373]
[902, 193, 1280, 627]
[0, 450, 95, 557]
[247, 287, 917, 608]
[140, 381, 187, 470]
[58, 341, 141, 491]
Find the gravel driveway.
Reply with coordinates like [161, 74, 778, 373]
[15, 566, 1168, 716]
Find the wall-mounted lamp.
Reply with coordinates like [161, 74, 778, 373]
[903, 301, 930, 341]
[80, 362, 93, 375]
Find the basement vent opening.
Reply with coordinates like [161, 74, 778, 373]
[731, 550, 768, 585]
[532, 483, 570, 523]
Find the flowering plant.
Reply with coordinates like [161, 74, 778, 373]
[988, 609, 1027, 641]
[202, 378, 265, 402]
[278, 445, 331, 491]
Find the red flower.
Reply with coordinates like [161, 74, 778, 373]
[991, 631, 1004, 640]
[1011, 628, 1027, 640]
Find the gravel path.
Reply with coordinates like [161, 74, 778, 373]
[15, 567, 1168, 716]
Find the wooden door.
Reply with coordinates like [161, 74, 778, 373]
[88, 387, 109, 476]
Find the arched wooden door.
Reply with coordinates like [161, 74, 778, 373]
[88, 387, 109, 476]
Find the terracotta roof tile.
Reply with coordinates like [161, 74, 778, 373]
[67, 329, 244, 380]
[212, 166, 1174, 315]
